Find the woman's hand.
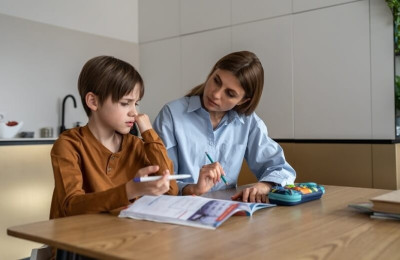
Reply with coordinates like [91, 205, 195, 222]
[125, 165, 170, 200]
[231, 182, 273, 203]
[134, 113, 152, 133]
[182, 162, 225, 196]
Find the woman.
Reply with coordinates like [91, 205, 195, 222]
[154, 51, 295, 203]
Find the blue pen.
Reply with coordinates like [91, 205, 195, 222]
[205, 152, 228, 185]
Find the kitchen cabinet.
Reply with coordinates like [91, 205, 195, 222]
[231, 0, 292, 24]
[139, 38, 181, 123]
[139, 0, 395, 139]
[138, 0, 180, 42]
[293, 1, 373, 139]
[370, 0, 395, 139]
[181, 27, 231, 92]
[0, 145, 54, 259]
[232, 16, 294, 138]
[238, 142, 400, 190]
[180, 0, 231, 34]
[293, 0, 357, 13]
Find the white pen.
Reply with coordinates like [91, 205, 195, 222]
[133, 174, 191, 183]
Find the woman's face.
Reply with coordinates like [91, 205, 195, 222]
[202, 69, 249, 113]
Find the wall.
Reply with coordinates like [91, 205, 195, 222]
[138, 0, 395, 140]
[0, 14, 139, 138]
[0, 0, 139, 42]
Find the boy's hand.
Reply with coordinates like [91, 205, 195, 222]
[231, 182, 273, 203]
[125, 165, 170, 200]
[134, 113, 152, 133]
[182, 162, 225, 196]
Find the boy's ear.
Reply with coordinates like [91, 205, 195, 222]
[86, 92, 98, 112]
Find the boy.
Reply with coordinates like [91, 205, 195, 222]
[50, 56, 178, 219]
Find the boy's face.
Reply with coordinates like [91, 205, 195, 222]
[97, 84, 140, 134]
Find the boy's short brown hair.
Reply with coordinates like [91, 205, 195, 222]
[78, 56, 144, 116]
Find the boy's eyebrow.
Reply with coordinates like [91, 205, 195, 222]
[120, 97, 141, 103]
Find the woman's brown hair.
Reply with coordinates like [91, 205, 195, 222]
[186, 51, 264, 115]
[78, 56, 144, 116]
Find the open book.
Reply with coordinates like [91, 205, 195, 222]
[119, 195, 276, 230]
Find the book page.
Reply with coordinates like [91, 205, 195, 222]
[237, 202, 276, 216]
[120, 196, 240, 228]
[120, 195, 276, 229]
[127, 196, 210, 219]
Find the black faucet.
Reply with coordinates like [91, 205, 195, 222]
[59, 94, 77, 134]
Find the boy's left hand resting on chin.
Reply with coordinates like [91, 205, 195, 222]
[231, 182, 274, 203]
[134, 113, 152, 133]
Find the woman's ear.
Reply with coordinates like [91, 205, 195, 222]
[237, 97, 250, 106]
[86, 92, 98, 112]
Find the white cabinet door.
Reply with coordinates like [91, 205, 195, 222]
[293, 0, 358, 13]
[139, 38, 181, 122]
[181, 28, 231, 92]
[232, 16, 294, 139]
[231, 0, 291, 25]
[139, 0, 180, 42]
[370, 0, 395, 139]
[293, 1, 371, 139]
[180, 0, 231, 34]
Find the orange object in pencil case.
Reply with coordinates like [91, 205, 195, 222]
[269, 183, 325, 206]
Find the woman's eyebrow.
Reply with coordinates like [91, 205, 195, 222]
[215, 72, 239, 95]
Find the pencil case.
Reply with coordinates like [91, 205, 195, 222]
[268, 182, 325, 206]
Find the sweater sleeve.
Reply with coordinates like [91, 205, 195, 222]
[141, 129, 178, 195]
[50, 137, 130, 218]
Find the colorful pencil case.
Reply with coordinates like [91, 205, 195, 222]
[268, 182, 325, 206]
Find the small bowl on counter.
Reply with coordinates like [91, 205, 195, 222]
[0, 121, 24, 139]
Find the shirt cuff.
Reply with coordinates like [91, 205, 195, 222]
[259, 172, 295, 187]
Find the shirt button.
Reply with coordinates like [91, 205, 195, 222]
[107, 167, 112, 172]
[110, 155, 115, 160]
[209, 141, 213, 146]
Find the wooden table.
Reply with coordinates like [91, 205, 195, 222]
[7, 186, 400, 259]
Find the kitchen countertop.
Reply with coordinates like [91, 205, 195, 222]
[0, 138, 57, 146]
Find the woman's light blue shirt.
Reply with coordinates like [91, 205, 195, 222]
[153, 96, 296, 194]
